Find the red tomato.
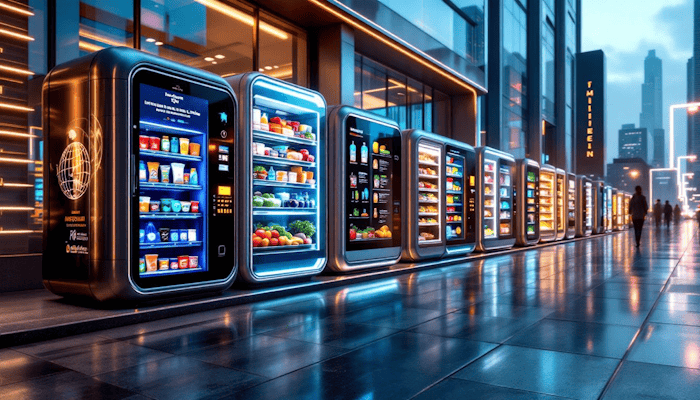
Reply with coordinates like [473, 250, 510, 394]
[255, 229, 266, 238]
[270, 230, 280, 238]
[270, 238, 279, 246]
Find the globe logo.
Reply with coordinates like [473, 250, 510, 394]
[57, 141, 91, 200]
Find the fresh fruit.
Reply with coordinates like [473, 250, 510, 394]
[255, 229, 266, 238]
[299, 149, 309, 161]
[253, 236, 262, 247]
[270, 230, 280, 238]
[307, 155, 315, 162]
[270, 238, 279, 246]
[373, 141, 379, 153]
[270, 116, 283, 125]
[260, 238, 270, 247]
[264, 230, 273, 239]
[304, 238, 312, 245]
[279, 236, 289, 246]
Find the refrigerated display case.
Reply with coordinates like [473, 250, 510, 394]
[515, 158, 539, 246]
[555, 168, 566, 241]
[227, 73, 326, 283]
[402, 130, 445, 261]
[604, 185, 613, 232]
[592, 180, 605, 234]
[614, 190, 624, 231]
[443, 137, 477, 256]
[43, 47, 237, 301]
[476, 147, 516, 251]
[624, 193, 631, 228]
[539, 164, 557, 243]
[326, 106, 403, 272]
[566, 172, 577, 239]
[576, 176, 593, 237]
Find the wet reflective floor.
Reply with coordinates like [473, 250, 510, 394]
[2, 221, 700, 399]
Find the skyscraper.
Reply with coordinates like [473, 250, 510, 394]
[619, 123, 650, 161]
[688, 0, 700, 190]
[640, 50, 663, 167]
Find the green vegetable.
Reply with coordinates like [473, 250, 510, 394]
[253, 196, 264, 207]
[262, 199, 277, 207]
[254, 166, 266, 173]
[262, 193, 273, 199]
[283, 232, 293, 239]
[271, 225, 288, 234]
[289, 220, 316, 238]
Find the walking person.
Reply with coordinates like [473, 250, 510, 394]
[653, 199, 662, 227]
[629, 186, 648, 248]
[664, 200, 673, 229]
[674, 204, 682, 225]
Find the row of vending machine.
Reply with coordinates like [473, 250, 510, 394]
[42, 48, 630, 302]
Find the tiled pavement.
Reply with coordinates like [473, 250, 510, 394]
[1, 220, 699, 399]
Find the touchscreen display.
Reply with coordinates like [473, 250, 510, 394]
[345, 116, 402, 251]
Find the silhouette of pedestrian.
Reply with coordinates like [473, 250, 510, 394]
[664, 201, 673, 229]
[674, 204, 681, 224]
[629, 186, 648, 248]
[653, 199, 662, 227]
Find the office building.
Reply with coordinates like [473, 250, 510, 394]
[618, 123, 651, 161]
[640, 50, 663, 167]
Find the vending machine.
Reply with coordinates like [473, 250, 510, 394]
[539, 164, 557, 243]
[566, 172, 577, 239]
[614, 190, 624, 231]
[227, 73, 326, 283]
[43, 47, 237, 301]
[515, 158, 539, 246]
[604, 185, 613, 232]
[576, 175, 593, 237]
[402, 130, 445, 261]
[555, 168, 566, 241]
[443, 137, 477, 256]
[476, 147, 516, 251]
[592, 180, 605, 234]
[327, 106, 403, 272]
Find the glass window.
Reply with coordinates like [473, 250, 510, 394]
[541, 21, 555, 122]
[258, 10, 307, 86]
[57, 0, 134, 64]
[502, 0, 527, 157]
[354, 54, 362, 108]
[140, 0, 253, 77]
[387, 70, 407, 130]
[361, 58, 387, 117]
[407, 77, 424, 130]
[432, 89, 449, 137]
[0, 0, 47, 254]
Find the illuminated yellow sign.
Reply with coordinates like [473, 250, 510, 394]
[586, 81, 594, 158]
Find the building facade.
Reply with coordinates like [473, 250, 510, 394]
[0, 0, 581, 291]
[689, 0, 700, 190]
[640, 50, 663, 167]
[618, 123, 651, 162]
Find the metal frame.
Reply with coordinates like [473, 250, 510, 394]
[476, 146, 516, 251]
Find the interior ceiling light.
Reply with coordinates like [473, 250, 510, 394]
[79, 29, 124, 47]
[211, 61, 217, 64]
[0, 102, 34, 112]
[204, 57, 215, 62]
[155, 41, 163, 46]
[273, 65, 279, 69]
[264, 66, 272, 70]
[215, 54, 225, 59]
[258, 68, 264, 72]
[0, 28, 34, 42]
[0, 64, 33, 76]
[146, 38, 156, 43]
[0, 2, 34, 16]
[78, 41, 103, 53]
[193, 0, 289, 40]
[0, 129, 38, 139]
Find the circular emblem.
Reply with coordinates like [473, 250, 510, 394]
[57, 141, 91, 200]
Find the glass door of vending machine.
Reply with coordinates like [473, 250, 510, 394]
[227, 73, 326, 283]
[624, 194, 631, 228]
[482, 159, 498, 241]
[515, 159, 539, 246]
[566, 173, 577, 239]
[605, 186, 613, 232]
[539, 165, 556, 242]
[615, 191, 624, 231]
[499, 161, 515, 240]
[555, 168, 566, 240]
[327, 107, 403, 272]
[576, 176, 593, 237]
[444, 139, 476, 255]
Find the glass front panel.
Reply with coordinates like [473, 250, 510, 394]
[417, 141, 441, 245]
[556, 173, 565, 233]
[258, 10, 307, 86]
[499, 160, 514, 238]
[526, 167, 539, 238]
[482, 159, 497, 239]
[539, 170, 555, 235]
[502, 0, 528, 157]
[345, 116, 402, 251]
[132, 71, 235, 288]
[568, 178, 576, 228]
[0, 0, 46, 255]
[249, 79, 323, 275]
[585, 183, 593, 229]
[140, 0, 254, 77]
[445, 146, 465, 244]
